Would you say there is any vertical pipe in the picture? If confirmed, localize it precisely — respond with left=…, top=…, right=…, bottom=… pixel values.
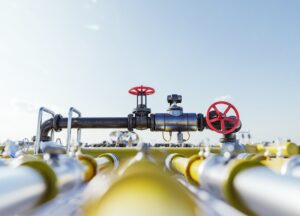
left=66, top=107, right=81, bottom=153
left=34, top=108, right=55, bottom=154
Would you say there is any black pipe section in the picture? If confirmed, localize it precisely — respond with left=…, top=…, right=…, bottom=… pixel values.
left=37, top=113, right=238, bottom=142
left=40, top=116, right=129, bottom=141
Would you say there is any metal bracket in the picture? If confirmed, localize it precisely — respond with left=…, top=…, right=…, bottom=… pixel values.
left=66, top=107, right=82, bottom=153
left=34, top=107, right=55, bottom=154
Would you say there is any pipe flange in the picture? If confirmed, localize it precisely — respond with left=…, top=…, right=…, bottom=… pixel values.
left=197, top=113, right=205, bottom=131
left=128, top=114, right=134, bottom=132
left=53, top=114, right=63, bottom=132
left=185, top=155, right=202, bottom=184
left=150, top=114, right=155, bottom=131
left=21, top=160, right=58, bottom=205
left=77, top=154, right=97, bottom=182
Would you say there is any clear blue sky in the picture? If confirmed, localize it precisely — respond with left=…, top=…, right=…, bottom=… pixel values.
left=0, top=0, right=299, bottom=144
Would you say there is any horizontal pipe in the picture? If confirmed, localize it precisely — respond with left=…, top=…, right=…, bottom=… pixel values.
left=256, top=142, right=299, bottom=157
left=177, top=178, right=245, bottom=216
left=41, top=117, right=129, bottom=140
left=260, top=158, right=287, bottom=173
left=166, top=154, right=204, bottom=184
left=281, top=156, right=300, bottom=178
left=237, top=153, right=288, bottom=173
left=43, top=154, right=114, bottom=194
left=198, top=156, right=300, bottom=215
left=51, top=159, right=85, bottom=193
left=0, top=154, right=111, bottom=215
left=39, top=113, right=207, bottom=142
left=0, top=166, right=47, bottom=215
left=83, top=160, right=202, bottom=216
left=234, top=166, right=300, bottom=216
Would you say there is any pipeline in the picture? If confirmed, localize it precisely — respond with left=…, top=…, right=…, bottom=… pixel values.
left=166, top=154, right=300, bottom=216
left=9, top=87, right=300, bottom=216
left=40, top=117, right=130, bottom=141
left=256, top=142, right=299, bottom=157
left=0, top=166, right=50, bottom=215
left=83, top=157, right=202, bottom=216
left=236, top=153, right=300, bottom=176
left=0, top=153, right=118, bottom=215
left=281, top=155, right=300, bottom=178
left=165, top=153, right=205, bottom=185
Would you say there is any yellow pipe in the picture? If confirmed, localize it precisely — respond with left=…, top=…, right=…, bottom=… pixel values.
left=77, top=153, right=119, bottom=182
left=260, top=158, right=287, bottom=173
left=77, top=154, right=98, bottom=182
left=243, top=144, right=258, bottom=153
left=80, top=147, right=203, bottom=161
left=256, top=142, right=299, bottom=157
left=171, top=156, right=189, bottom=176
left=83, top=159, right=201, bottom=216
left=190, top=160, right=202, bottom=184
left=237, top=153, right=288, bottom=173
left=0, top=152, right=118, bottom=215
left=169, top=154, right=204, bottom=185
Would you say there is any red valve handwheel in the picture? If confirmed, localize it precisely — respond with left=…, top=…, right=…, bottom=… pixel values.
left=206, top=101, right=240, bottom=134
left=128, top=85, right=155, bottom=96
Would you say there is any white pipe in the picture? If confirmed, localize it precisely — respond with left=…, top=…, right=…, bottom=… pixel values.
left=51, top=160, right=84, bottom=193
left=234, top=166, right=300, bottom=216
left=0, top=166, right=46, bottom=215
left=281, top=156, right=300, bottom=178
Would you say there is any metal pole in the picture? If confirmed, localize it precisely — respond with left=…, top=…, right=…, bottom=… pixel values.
left=34, top=107, right=55, bottom=154
left=66, top=107, right=82, bottom=153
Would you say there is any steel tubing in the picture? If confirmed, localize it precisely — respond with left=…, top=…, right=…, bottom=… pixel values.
left=41, top=117, right=129, bottom=139
left=0, top=166, right=47, bottom=215
left=234, top=166, right=300, bottom=216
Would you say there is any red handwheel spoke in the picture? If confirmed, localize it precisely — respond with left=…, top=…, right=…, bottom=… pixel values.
left=212, top=105, right=221, bottom=115
left=224, top=105, right=232, bottom=115
left=210, top=118, right=220, bottom=123
left=220, top=119, right=225, bottom=133
left=224, top=117, right=238, bottom=123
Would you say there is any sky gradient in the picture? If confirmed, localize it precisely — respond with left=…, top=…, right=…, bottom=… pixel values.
left=0, top=0, right=299, bottom=144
